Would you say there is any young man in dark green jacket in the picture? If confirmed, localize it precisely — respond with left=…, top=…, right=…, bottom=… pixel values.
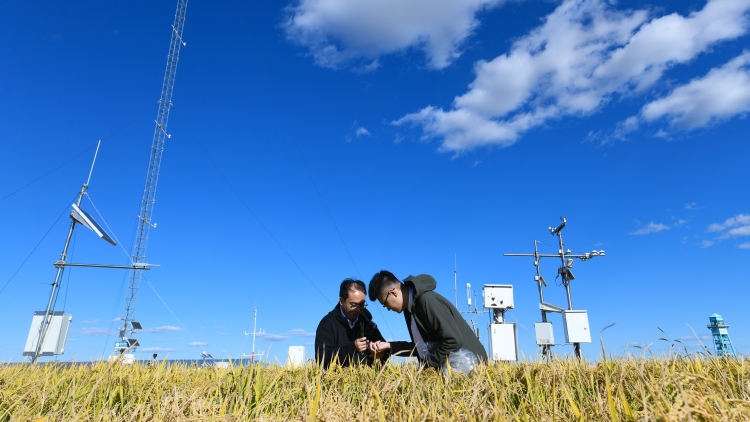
left=368, top=270, right=487, bottom=369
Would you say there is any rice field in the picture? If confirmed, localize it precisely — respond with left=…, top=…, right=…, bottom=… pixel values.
left=1, top=354, right=748, bottom=421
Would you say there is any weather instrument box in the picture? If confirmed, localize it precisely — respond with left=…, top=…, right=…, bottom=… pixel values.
left=563, top=310, right=591, bottom=343
left=534, top=322, right=555, bottom=346
left=23, top=312, right=72, bottom=356
left=489, top=323, right=518, bottom=361
left=483, top=284, right=514, bottom=309
left=287, top=346, right=306, bottom=368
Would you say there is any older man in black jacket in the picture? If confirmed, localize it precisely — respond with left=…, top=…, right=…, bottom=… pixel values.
left=315, top=278, right=388, bottom=369
left=368, top=270, right=487, bottom=369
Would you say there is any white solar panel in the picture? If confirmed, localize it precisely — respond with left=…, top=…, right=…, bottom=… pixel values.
left=70, top=204, right=116, bottom=245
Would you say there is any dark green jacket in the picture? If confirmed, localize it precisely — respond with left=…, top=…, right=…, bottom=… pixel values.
left=390, top=274, right=488, bottom=368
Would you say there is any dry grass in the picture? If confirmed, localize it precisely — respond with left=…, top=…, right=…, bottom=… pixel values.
left=1, top=355, right=748, bottom=421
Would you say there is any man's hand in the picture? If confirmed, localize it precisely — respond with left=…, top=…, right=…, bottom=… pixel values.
left=354, top=337, right=368, bottom=352
left=370, top=341, right=391, bottom=353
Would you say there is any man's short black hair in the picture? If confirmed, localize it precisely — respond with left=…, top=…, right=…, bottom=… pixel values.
left=368, top=270, right=401, bottom=301
left=339, top=278, right=366, bottom=300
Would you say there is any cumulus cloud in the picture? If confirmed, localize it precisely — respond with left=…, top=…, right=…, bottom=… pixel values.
left=706, top=214, right=750, bottom=240
left=630, top=222, right=670, bottom=235
left=76, top=327, right=116, bottom=336
left=702, top=239, right=714, bottom=248
left=140, top=347, right=176, bottom=353
left=395, top=0, right=750, bottom=153
left=624, top=52, right=750, bottom=132
left=143, top=325, right=182, bottom=334
left=258, top=333, right=290, bottom=342
left=739, top=242, right=750, bottom=249
left=289, top=328, right=316, bottom=337
left=707, top=214, right=750, bottom=232
left=284, top=0, right=501, bottom=69
left=188, top=341, right=209, bottom=347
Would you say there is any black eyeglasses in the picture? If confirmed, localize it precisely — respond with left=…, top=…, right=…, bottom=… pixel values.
left=347, top=301, right=367, bottom=310
left=381, top=289, right=394, bottom=308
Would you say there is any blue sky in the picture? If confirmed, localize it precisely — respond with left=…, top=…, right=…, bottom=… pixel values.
left=1, top=0, right=748, bottom=363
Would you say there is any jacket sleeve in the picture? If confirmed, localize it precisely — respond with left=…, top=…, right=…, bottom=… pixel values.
left=389, top=341, right=418, bottom=357
left=315, top=318, right=357, bottom=369
left=417, top=294, right=463, bottom=368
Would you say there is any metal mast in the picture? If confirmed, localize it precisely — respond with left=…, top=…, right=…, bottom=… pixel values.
left=118, top=0, right=189, bottom=353
left=29, top=144, right=102, bottom=363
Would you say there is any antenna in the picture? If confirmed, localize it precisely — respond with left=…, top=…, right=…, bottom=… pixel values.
left=85, top=141, right=101, bottom=187
left=454, top=255, right=458, bottom=309
left=244, top=302, right=265, bottom=362
left=116, top=0, right=189, bottom=358
left=504, top=217, right=605, bottom=360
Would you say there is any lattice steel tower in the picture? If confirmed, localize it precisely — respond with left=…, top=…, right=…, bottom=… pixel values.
left=707, top=313, right=736, bottom=358
left=116, top=0, right=189, bottom=355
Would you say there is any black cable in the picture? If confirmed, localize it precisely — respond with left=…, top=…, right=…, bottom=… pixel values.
left=230, top=0, right=362, bottom=279
left=0, top=196, right=75, bottom=297
left=0, top=0, right=100, bottom=79
left=172, top=108, right=333, bottom=306
left=229, top=2, right=396, bottom=338
left=0, top=103, right=157, bottom=203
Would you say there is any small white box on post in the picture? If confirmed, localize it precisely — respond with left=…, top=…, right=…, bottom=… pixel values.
left=483, top=284, right=514, bottom=309
left=287, top=346, right=306, bottom=368
left=23, top=312, right=72, bottom=357
left=563, top=310, right=591, bottom=343
left=489, top=323, right=518, bottom=361
left=534, top=322, right=555, bottom=346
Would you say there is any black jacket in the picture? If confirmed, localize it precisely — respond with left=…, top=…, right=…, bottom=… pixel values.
left=389, top=274, right=488, bottom=368
left=314, top=305, right=386, bottom=369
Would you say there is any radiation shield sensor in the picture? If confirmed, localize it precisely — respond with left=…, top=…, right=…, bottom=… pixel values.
left=70, top=203, right=116, bottom=245
left=24, top=312, right=73, bottom=356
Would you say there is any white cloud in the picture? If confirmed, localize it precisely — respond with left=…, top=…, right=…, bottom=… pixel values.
left=188, top=341, right=209, bottom=347
left=80, top=319, right=99, bottom=324
left=707, top=214, right=750, bottom=232
left=355, top=127, right=371, bottom=137
left=284, top=0, right=501, bottom=69
left=289, top=328, right=316, bottom=338
left=685, top=202, right=697, bottom=209
left=395, top=0, right=750, bottom=153
left=76, top=327, right=116, bottom=336
left=626, top=52, right=750, bottom=132
left=258, top=333, right=290, bottom=342
left=679, top=334, right=712, bottom=342
left=143, top=325, right=183, bottom=333
left=702, top=239, right=714, bottom=248
left=630, top=222, right=670, bottom=235
left=139, top=347, right=176, bottom=353
left=704, top=214, right=750, bottom=245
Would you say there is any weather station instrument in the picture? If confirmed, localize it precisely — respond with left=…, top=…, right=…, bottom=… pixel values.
left=504, top=217, right=605, bottom=360
left=24, top=142, right=158, bottom=363
left=455, top=260, right=484, bottom=341
left=483, top=284, right=518, bottom=362
left=243, top=303, right=265, bottom=362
